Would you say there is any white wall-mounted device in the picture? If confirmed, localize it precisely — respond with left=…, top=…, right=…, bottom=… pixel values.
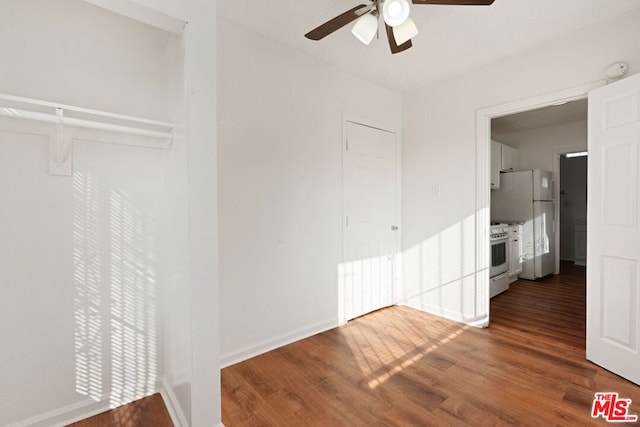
left=605, top=62, right=629, bottom=80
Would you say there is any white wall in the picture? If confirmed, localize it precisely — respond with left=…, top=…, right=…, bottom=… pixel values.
left=0, top=126, right=167, bottom=427
left=0, top=1, right=180, bottom=425
left=401, top=11, right=640, bottom=323
left=493, top=120, right=587, bottom=171
left=159, top=36, right=193, bottom=427
left=0, top=0, right=174, bottom=119
left=181, top=3, right=220, bottom=426
left=217, top=19, right=402, bottom=365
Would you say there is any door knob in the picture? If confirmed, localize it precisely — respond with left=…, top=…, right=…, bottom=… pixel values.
left=391, top=225, right=399, bottom=231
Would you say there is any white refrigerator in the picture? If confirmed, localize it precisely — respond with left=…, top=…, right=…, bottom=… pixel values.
left=491, top=169, right=556, bottom=280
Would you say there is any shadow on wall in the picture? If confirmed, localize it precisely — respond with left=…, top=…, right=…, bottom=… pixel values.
left=337, top=212, right=489, bottom=328
left=73, top=171, right=103, bottom=402
left=72, top=170, right=158, bottom=408
left=338, top=254, right=394, bottom=324
left=399, top=212, right=488, bottom=325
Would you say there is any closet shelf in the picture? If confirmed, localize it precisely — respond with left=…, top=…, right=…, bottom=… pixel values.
left=0, top=93, right=174, bottom=140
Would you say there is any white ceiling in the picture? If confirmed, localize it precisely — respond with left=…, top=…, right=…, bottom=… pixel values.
left=492, top=98, right=588, bottom=134
left=218, top=0, right=640, bottom=92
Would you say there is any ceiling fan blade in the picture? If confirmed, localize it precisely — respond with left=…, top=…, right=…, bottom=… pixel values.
left=412, top=0, right=495, bottom=5
left=305, top=4, right=370, bottom=40
left=385, top=24, right=412, bottom=54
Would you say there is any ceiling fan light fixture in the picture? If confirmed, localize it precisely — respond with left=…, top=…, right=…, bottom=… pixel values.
left=351, top=11, right=379, bottom=45
left=382, top=0, right=411, bottom=27
left=392, top=16, right=418, bottom=45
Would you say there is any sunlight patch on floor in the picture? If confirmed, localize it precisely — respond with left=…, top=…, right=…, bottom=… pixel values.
left=341, top=310, right=469, bottom=389
left=367, top=326, right=468, bottom=389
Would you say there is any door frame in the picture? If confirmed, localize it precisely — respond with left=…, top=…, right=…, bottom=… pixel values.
left=475, top=80, right=605, bottom=324
left=341, top=113, right=402, bottom=324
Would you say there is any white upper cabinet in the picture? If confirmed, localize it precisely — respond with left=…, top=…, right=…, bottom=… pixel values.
left=491, top=140, right=519, bottom=189
left=501, top=144, right=518, bottom=172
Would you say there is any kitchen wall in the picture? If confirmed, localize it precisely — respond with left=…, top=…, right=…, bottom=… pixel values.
left=217, top=19, right=402, bottom=365
left=493, top=120, right=587, bottom=171
left=0, top=1, right=181, bottom=425
left=401, top=10, right=640, bottom=323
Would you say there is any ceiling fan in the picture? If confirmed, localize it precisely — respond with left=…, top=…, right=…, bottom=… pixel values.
left=305, top=0, right=495, bottom=54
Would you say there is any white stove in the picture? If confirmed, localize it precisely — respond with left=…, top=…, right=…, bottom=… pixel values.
left=490, top=222, right=510, bottom=297
left=490, top=222, right=509, bottom=236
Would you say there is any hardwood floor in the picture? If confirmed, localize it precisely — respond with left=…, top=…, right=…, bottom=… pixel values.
left=68, top=393, right=173, bottom=427
left=222, top=263, right=640, bottom=426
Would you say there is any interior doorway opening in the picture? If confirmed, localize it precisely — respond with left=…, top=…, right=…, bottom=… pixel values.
left=489, top=100, right=589, bottom=272
left=487, top=100, right=589, bottom=350
left=475, top=81, right=604, bottom=329
left=559, top=151, right=588, bottom=267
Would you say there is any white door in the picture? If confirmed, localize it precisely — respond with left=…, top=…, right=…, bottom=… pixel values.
left=341, top=121, right=398, bottom=322
left=587, top=73, right=640, bottom=385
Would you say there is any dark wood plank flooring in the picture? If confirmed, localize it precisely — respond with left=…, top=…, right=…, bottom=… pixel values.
left=68, top=393, right=172, bottom=427
left=222, top=263, right=640, bottom=426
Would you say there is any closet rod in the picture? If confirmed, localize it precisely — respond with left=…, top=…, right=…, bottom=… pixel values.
left=0, top=93, right=174, bottom=127
left=0, top=93, right=174, bottom=139
left=0, top=107, right=173, bottom=139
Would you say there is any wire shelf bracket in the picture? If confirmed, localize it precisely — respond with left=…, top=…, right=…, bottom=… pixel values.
left=0, top=93, right=175, bottom=176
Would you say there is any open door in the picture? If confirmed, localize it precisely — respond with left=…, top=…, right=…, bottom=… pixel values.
left=587, top=72, right=640, bottom=385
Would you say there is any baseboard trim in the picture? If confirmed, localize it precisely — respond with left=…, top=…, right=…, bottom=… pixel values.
left=7, top=384, right=213, bottom=427
left=159, top=378, right=189, bottom=427
left=5, top=394, right=111, bottom=427
left=5, top=390, right=178, bottom=427
left=220, top=318, right=339, bottom=368
left=399, top=301, right=487, bottom=328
